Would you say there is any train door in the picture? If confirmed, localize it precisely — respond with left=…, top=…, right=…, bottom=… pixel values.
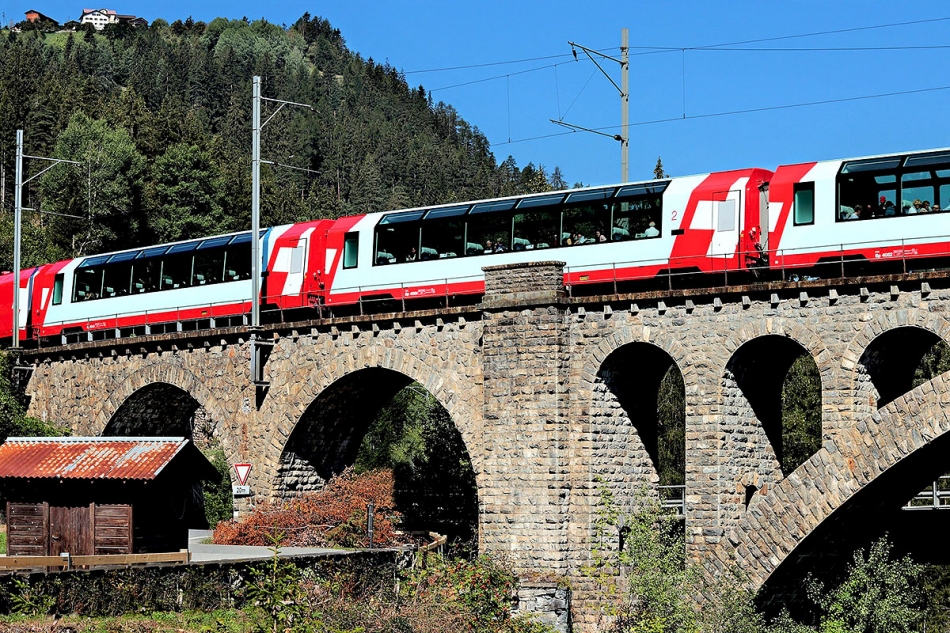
left=709, top=189, right=742, bottom=261
left=284, top=237, right=309, bottom=301
left=758, top=184, right=770, bottom=251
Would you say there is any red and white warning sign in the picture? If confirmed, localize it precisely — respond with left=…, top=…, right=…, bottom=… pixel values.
left=234, top=463, right=252, bottom=486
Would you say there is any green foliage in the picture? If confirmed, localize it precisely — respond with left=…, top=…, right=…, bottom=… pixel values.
left=806, top=537, right=925, bottom=633
left=9, top=577, right=54, bottom=617
left=0, top=351, right=66, bottom=441
left=147, top=142, right=227, bottom=243
left=780, top=354, right=822, bottom=473
left=355, top=383, right=478, bottom=542
left=201, top=447, right=234, bottom=528
left=40, top=112, right=146, bottom=257
left=653, top=157, right=668, bottom=180
left=913, top=340, right=950, bottom=388
left=656, top=364, right=685, bottom=487
left=402, top=554, right=557, bottom=633
left=584, top=482, right=704, bottom=633
left=246, top=534, right=313, bottom=633
left=0, top=14, right=566, bottom=271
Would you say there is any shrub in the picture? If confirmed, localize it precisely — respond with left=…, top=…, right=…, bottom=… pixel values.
left=213, top=467, right=403, bottom=548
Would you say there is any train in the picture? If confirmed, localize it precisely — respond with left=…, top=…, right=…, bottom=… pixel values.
left=2, top=146, right=950, bottom=345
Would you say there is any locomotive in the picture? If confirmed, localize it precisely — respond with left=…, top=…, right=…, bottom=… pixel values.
left=2, top=146, right=949, bottom=345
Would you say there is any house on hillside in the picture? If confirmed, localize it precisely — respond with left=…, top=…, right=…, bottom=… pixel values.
left=79, top=8, right=146, bottom=30
left=0, top=437, right=220, bottom=556
left=24, top=9, right=58, bottom=25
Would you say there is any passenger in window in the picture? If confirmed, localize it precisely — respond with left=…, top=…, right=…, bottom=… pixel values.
left=484, top=239, right=494, bottom=253
left=644, top=221, right=659, bottom=237
left=878, top=196, right=888, bottom=216
left=933, top=204, right=942, bottom=213
left=921, top=201, right=932, bottom=213
left=405, top=247, right=417, bottom=262
left=906, top=199, right=921, bottom=215
left=884, top=201, right=896, bottom=217
left=493, top=240, right=507, bottom=253
left=595, top=230, right=607, bottom=243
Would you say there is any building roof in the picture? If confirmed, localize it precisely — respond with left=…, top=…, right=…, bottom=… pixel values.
left=0, top=437, right=218, bottom=481
left=82, top=8, right=117, bottom=16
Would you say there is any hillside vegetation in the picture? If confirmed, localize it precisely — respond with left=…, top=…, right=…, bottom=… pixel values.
left=0, top=14, right=566, bottom=270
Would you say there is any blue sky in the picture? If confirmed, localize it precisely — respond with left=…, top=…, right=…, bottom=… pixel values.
left=9, top=1, right=950, bottom=187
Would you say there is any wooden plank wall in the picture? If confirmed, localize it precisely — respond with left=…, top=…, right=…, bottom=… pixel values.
left=7, top=502, right=49, bottom=556
left=94, top=504, right=132, bottom=555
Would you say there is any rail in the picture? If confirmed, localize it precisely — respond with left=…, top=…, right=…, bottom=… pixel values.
left=0, top=549, right=191, bottom=570
left=658, top=484, right=685, bottom=517
left=902, top=475, right=950, bottom=510
left=28, top=233, right=950, bottom=348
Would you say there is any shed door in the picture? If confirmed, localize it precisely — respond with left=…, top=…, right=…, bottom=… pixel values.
left=7, top=502, right=49, bottom=556
left=94, top=504, right=133, bottom=554
left=49, top=505, right=93, bottom=556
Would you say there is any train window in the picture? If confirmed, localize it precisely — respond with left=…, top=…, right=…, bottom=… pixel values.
left=343, top=232, right=359, bottom=269
left=102, top=262, right=133, bottom=298
left=132, top=258, right=161, bottom=293
left=466, top=208, right=512, bottom=254
left=376, top=220, right=419, bottom=264
left=513, top=208, right=559, bottom=251
left=420, top=218, right=464, bottom=259
left=901, top=172, right=935, bottom=214
left=612, top=195, right=662, bottom=241
left=161, top=252, right=194, bottom=290
left=193, top=248, right=225, bottom=286
left=563, top=202, right=611, bottom=245
left=793, top=183, right=815, bottom=225
left=73, top=266, right=103, bottom=301
left=223, top=242, right=252, bottom=281
left=52, top=274, right=64, bottom=305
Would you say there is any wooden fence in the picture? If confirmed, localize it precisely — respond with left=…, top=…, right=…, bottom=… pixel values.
left=0, top=549, right=190, bottom=571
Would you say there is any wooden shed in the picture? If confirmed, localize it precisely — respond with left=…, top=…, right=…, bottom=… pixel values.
left=0, top=437, right=221, bottom=556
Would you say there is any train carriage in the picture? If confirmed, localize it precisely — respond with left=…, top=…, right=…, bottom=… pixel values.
left=3, top=148, right=950, bottom=345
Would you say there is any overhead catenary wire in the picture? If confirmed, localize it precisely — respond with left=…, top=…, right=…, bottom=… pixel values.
left=493, top=82, right=950, bottom=146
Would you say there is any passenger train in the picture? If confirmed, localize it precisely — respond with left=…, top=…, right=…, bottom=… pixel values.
left=3, top=147, right=950, bottom=345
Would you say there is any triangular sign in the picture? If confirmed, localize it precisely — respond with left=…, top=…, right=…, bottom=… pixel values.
left=234, top=463, right=252, bottom=486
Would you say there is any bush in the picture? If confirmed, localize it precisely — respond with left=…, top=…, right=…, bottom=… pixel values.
left=213, top=467, right=403, bottom=548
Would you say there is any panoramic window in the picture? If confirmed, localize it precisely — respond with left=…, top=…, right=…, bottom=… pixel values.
left=420, top=206, right=467, bottom=259
left=376, top=211, right=422, bottom=264
left=612, top=183, right=665, bottom=240
left=837, top=152, right=950, bottom=220
left=466, top=203, right=513, bottom=255
left=513, top=207, right=560, bottom=250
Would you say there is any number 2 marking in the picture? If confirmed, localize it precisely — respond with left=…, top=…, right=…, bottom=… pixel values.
left=671, top=210, right=679, bottom=221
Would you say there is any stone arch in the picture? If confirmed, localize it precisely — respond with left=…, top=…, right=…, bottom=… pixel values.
left=570, top=323, right=696, bottom=547
left=586, top=337, right=689, bottom=511
left=838, top=310, right=950, bottom=423
left=707, top=371, right=950, bottom=605
left=713, top=323, right=828, bottom=530
left=91, top=362, right=229, bottom=449
left=259, top=337, right=483, bottom=502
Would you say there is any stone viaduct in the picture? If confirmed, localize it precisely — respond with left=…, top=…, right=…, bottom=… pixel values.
left=15, top=262, right=950, bottom=626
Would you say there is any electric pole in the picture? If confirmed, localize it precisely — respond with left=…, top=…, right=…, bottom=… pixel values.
left=552, top=28, right=630, bottom=182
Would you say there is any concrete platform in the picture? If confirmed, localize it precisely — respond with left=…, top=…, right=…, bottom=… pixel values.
left=187, top=530, right=343, bottom=562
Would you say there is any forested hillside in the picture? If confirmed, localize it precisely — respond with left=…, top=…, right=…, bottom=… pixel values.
left=0, top=14, right=566, bottom=270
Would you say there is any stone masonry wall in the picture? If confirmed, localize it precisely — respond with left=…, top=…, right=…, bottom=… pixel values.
left=20, top=268, right=950, bottom=631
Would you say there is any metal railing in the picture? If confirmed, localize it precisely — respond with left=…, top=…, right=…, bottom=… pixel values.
left=28, top=233, right=950, bottom=348
left=658, top=484, right=685, bottom=517
left=903, top=475, right=950, bottom=510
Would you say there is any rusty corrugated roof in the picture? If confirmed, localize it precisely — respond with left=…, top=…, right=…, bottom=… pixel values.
left=0, top=437, right=189, bottom=480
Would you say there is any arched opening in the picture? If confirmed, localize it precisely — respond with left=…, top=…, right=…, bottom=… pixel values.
left=104, top=383, right=231, bottom=528
left=594, top=343, right=685, bottom=506
left=757, top=428, right=950, bottom=619
left=857, top=326, right=943, bottom=409
left=279, top=368, right=478, bottom=545
left=725, top=336, right=822, bottom=475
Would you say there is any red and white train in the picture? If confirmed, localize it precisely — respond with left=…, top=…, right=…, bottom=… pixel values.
left=3, top=147, right=950, bottom=345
